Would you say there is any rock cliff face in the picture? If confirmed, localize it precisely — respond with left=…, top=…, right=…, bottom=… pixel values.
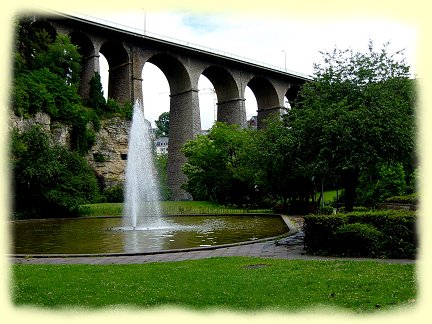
left=10, top=112, right=130, bottom=189
left=88, top=117, right=130, bottom=188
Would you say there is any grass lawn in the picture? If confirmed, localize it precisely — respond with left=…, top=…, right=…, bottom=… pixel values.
left=12, top=257, right=416, bottom=313
left=78, top=201, right=272, bottom=217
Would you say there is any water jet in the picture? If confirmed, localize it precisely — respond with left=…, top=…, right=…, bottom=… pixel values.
left=122, top=100, right=163, bottom=231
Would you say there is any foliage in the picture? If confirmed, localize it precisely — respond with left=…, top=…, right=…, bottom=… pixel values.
left=13, top=67, right=82, bottom=119
left=85, top=73, right=133, bottom=119
left=155, top=111, right=170, bottom=137
left=303, top=210, right=416, bottom=258
left=182, top=122, right=258, bottom=205
left=14, top=17, right=53, bottom=74
left=102, top=185, right=124, bottom=203
left=12, top=258, right=416, bottom=312
left=334, top=223, right=384, bottom=257
left=290, top=41, right=416, bottom=211
left=11, top=126, right=101, bottom=219
left=12, top=20, right=101, bottom=155
left=357, top=162, right=407, bottom=206
left=385, top=193, right=418, bottom=205
left=33, top=33, right=82, bottom=86
left=252, top=117, right=313, bottom=212
left=86, top=72, right=107, bottom=113
left=154, top=153, right=171, bottom=200
left=315, top=203, right=334, bottom=215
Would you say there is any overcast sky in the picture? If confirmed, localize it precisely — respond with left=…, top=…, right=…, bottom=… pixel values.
left=67, top=10, right=417, bottom=130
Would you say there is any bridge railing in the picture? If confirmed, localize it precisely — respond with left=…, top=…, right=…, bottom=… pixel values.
left=57, top=10, right=311, bottom=80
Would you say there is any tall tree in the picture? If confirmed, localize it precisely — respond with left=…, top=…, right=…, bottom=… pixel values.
left=182, top=122, right=257, bottom=205
left=290, top=41, right=416, bottom=211
left=155, top=111, right=170, bottom=137
left=87, top=72, right=107, bottom=112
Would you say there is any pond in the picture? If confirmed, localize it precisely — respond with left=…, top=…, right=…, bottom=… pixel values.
left=11, top=215, right=288, bottom=255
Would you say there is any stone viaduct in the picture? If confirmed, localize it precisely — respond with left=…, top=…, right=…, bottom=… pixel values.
left=33, top=12, right=311, bottom=200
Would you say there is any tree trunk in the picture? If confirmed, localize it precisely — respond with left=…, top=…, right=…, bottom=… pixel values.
left=342, top=168, right=359, bottom=212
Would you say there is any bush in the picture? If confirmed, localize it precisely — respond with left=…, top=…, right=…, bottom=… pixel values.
left=334, top=223, right=384, bottom=257
left=11, top=126, right=101, bottom=219
left=315, top=204, right=334, bottom=215
left=385, top=193, right=418, bottom=205
left=357, top=163, right=408, bottom=207
left=303, top=214, right=348, bottom=254
left=102, top=185, right=124, bottom=203
left=303, top=210, right=417, bottom=259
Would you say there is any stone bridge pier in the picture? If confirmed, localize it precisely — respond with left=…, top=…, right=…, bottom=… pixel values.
left=35, top=13, right=310, bottom=200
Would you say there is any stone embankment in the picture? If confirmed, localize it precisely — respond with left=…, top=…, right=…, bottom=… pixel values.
left=10, top=112, right=130, bottom=188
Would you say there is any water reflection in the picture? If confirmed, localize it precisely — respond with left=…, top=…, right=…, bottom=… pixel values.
left=11, top=215, right=288, bottom=255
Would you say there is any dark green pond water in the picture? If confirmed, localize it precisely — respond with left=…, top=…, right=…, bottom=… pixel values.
left=11, top=215, right=288, bottom=255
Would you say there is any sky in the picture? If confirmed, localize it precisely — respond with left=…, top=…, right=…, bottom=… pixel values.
left=65, top=10, right=417, bottom=130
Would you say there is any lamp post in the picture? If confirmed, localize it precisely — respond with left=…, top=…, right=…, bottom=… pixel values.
left=143, top=9, right=147, bottom=35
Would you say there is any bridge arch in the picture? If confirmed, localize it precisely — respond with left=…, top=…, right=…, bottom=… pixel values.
left=145, top=53, right=200, bottom=200
left=247, top=76, right=281, bottom=127
left=147, top=53, right=192, bottom=95
left=200, top=66, right=245, bottom=127
left=285, top=83, right=301, bottom=108
left=69, top=31, right=97, bottom=99
left=99, top=40, right=130, bottom=103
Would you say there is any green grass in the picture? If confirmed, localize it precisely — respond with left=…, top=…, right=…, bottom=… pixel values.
left=309, top=190, right=339, bottom=204
left=78, top=201, right=272, bottom=217
left=323, top=190, right=338, bottom=203
left=12, top=257, right=416, bottom=313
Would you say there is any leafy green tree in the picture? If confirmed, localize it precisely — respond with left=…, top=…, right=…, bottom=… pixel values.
left=253, top=117, right=313, bottom=212
left=34, top=33, right=82, bottom=86
left=290, top=41, right=416, bottom=211
left=12, top=19, right=101, bottom=155
left=154, top=153, right=171, bottom=200
left=87, top=72, right=108, bottom=113
left=357, top=162, right=407, bottom=206
left=155, top=111, right=170, bottom=137
left=14, top=17, right=53, bottom=74
left=11, top=126, right=101, bottom=219
left=182, top=122, right=257, bottom=205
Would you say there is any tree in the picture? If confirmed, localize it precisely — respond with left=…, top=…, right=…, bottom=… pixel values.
left=182, top=122, right=257, bottom=205
left=253, top=116, right=314, bottom=213
left=154, top=153, right=171, bottom=200
left=34, top=33, right=82, bottom=87
left=87, top=72, right=107, bottom=112
left=290, top=41, right=416, bottom=211
left=155, top=111, right=170, bottom=137
left=11, top=126, right=101, bottom=219
left=357, top=162, right=407, bottom=207
left=14, top=17, right=53, bottom=74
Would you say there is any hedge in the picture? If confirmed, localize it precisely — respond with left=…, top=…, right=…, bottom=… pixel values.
left=303, top=210, right=417, bottom=259
left=385, top=193, right=418, bottom=205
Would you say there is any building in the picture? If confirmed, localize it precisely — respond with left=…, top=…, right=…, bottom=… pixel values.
left=154, top=136, right=169, bottom=155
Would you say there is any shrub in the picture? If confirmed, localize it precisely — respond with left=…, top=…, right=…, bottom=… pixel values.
left=103, top=185, right=124, bottom=203
left=333, top=223, right=384, bottom=257
left=315, top=204, right=334, bottom=215
left=11, top=126, right=101, bottom=219
left=303, top=214, right=348, bottom=254
left=385, top=193, right=418, bottom=205
left=303, top=210, right=417, bottom=259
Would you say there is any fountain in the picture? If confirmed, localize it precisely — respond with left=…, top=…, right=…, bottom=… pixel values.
left=122, top=100, right=163, bottom=230
left=11, top=102, right=291, bottom=255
